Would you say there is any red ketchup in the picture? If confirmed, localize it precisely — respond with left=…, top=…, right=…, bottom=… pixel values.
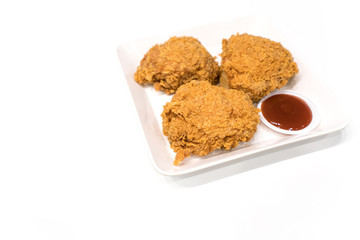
left=261, top=94, right=313, bottom=131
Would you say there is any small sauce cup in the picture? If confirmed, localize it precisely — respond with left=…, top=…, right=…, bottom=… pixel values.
left=257, top=90, right=320, bottom=135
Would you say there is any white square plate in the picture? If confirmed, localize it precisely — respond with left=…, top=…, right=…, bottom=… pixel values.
left=117, top=16, right=349, bottom=176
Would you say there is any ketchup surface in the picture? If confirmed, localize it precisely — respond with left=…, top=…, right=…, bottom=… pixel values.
left=261, top=94, right=312, bottom=131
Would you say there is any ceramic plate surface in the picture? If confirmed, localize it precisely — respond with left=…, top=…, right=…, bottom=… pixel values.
left=117, top=17, right=349, bottom=176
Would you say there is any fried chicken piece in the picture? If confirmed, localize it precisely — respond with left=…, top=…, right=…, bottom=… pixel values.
left=134, top=36, right=220, bottom=94
left=220, top=33, right=299, bottom=102
left=161, top=81, right=260, bottom=165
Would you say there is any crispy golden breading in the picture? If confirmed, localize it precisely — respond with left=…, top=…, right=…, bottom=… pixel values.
left=134, top=36, right=220, bottom=94
left=162, top=81, right=260, bottom=165
left=220, top=33, right=299, bottom=102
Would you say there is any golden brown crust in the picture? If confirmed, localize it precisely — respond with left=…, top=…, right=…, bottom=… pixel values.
left=220, top=33, right=299, bottom=102
left=161, top=81, right=260, bottom=165
left=134, top=36, right=220, bottom=94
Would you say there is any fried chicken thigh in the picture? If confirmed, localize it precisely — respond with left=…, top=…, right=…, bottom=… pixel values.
left=162, top=81, right=260, bottom=165
left=134, top=36, right=220, bottom=94
left=220, top=33, right=299, bottom=102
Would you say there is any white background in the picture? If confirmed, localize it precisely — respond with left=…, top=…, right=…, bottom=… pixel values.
left=1, top=0, right=359, bottom=239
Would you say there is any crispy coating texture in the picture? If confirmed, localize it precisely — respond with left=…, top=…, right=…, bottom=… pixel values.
left=220, top=33, right=299, bottom=102
left=162, top=81, right=260, bottom=165
left=134, top=36, right=220, bottom=94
